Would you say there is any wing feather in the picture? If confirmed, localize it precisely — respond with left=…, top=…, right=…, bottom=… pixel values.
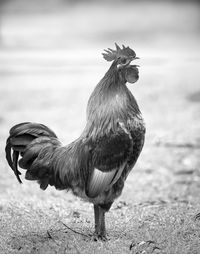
left=86, top=161, right=126, bottom=198
left=86, top=128, right=132, bottom=198
left=86, top=168, right=117, bottom=198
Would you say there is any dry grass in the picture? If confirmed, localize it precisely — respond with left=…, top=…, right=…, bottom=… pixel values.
left=0, top=1, right=200, bottom=253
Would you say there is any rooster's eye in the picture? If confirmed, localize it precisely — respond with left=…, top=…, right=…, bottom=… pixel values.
left=117, top=58, right=129, bottom=69
left=120, top=58, right=127, bottom=65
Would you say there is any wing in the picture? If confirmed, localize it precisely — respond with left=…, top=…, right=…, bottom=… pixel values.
left=86, top=130, right=132, bottom=198
left=127, top=116, right=146, bottom=169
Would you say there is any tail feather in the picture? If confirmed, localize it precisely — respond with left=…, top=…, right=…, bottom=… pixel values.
left=9, top=122, right=57, bottom=138
left=10, top=135, right=35, bottom=146
left=5, top=140, right=22, bottom=183
left=5, top=122, right=60, bottom=185
left=19, top=137, right=54, bottom=169
left=23, top=137, right=61, bottom=190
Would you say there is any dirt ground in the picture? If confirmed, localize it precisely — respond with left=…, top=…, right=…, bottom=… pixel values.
left=0, top=1, right=200, bottom=253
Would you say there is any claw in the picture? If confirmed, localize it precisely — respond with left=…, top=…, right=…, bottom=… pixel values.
left=92, top=233, right=109, bottom=241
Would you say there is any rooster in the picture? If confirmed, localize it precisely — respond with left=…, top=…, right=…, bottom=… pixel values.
left=5, top=44, right=145, bottom=240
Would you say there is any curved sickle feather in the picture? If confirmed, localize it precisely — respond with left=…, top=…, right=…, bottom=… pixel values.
left=13, top=150, right=22, bottom=183
left=5, top=139, right=22, bottom=183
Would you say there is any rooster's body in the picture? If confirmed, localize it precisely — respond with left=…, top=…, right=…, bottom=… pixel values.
left=5, top=44, right=145, bottom=240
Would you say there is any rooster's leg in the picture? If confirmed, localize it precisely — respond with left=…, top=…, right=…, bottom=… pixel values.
left=93, top=205, right=106, bottom=240
left=98, top=206, right=106, bottom=238
left=94, top=204, right=100, bottom=233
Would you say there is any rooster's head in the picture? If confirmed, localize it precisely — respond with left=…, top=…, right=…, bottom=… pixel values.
left=102, top=43, right=139, bottom=84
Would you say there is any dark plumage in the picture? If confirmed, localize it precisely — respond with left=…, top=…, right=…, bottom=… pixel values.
left=5, top=44, right=145, bottom=240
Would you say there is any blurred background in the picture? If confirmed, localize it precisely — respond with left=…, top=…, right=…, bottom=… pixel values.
left=0, top=0, right=200, bottom=204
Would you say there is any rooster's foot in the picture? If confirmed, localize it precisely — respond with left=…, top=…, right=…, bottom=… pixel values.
left=92, top=233, right=109, bottom=241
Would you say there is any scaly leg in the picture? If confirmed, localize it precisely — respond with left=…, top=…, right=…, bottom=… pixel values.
left=98, top=206, right=106, bottom=239
left=93, top=204, right=107, bottom=240
left=94, top=204, right=100, bottom=234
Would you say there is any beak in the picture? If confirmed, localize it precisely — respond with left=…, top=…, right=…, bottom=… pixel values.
left=130, top=56, right=139, bottom=63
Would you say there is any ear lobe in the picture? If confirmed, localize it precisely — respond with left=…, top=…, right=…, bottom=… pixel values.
left=125, top=66, right=139, bottom=83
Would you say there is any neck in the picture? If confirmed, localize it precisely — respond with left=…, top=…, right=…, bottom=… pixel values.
left=83, top=61, right=141, bottom=138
